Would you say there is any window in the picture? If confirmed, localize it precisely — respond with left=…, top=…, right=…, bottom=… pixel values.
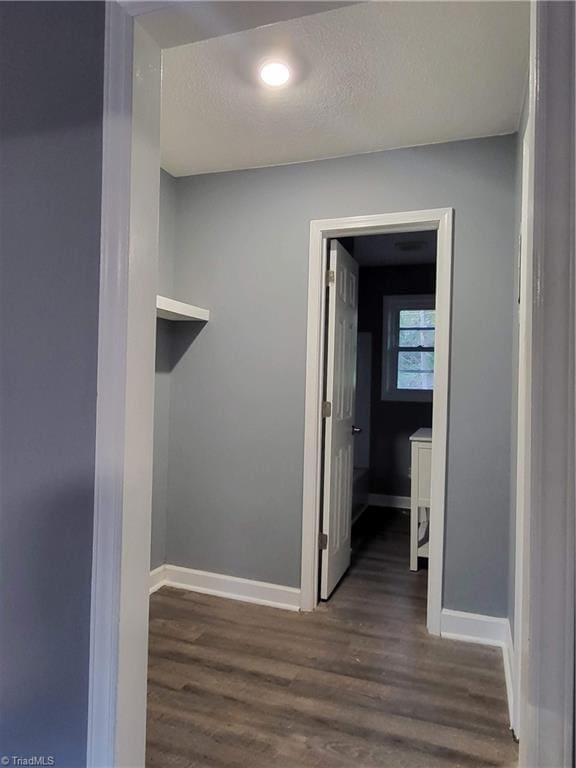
left=381, top=295, right=435, bottom=401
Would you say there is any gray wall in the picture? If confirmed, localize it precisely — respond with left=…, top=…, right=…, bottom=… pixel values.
left=158, top=168, right=177, bottom=296
left=158, top=135, right=517, bottom=617
left=0, top=3, right=105, bottom=763
left=152, top=321, right=171, bottom=569
left=151, top=171, right=179, bottom=569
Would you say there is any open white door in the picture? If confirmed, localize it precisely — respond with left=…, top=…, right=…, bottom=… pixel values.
left=320, top=240, right=359, bottom=600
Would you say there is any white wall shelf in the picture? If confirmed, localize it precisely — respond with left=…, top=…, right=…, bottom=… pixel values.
left=156, top=295, right=210, bottom=322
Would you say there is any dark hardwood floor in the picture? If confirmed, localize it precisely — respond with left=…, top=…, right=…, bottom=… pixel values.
left=147, top=509, right=517, bottom=768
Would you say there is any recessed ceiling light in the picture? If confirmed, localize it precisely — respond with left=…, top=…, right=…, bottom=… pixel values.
left=259, top=61, right=291, bottom=88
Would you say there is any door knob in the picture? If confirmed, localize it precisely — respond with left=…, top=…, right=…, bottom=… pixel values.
left=352, top=425, right=362, bottom=435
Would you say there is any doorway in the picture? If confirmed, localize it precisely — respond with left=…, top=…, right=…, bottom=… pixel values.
left=318, top=231, right=437, bottom=609
left=300, top=209, right=453, bottom=634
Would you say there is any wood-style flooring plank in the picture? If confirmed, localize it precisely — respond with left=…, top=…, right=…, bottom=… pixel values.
left=147, top=509, right=517, bottom=767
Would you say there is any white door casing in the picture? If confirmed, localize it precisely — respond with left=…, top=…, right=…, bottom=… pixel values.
left=301, top=208, right=452, bottom=629
left=320, top=241, right=359, bottom=599
left=88, top=9, right=161, bottom=767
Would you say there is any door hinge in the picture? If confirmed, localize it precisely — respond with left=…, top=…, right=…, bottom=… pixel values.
left=322, top=401, right=332, bottom=418
left=326, top=269, right=335, bottom=285
left=319, top=532, right=328, bottom=550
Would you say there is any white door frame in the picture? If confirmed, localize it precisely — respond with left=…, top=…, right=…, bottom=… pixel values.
left=88, top=5, right=161, bottom=767
left=518, top=2, right=575, bottom=764
left=512, top=113, right=534, bottom=741
left=300, top=208, right=454, bottom=635
left=512, top=3, right=537, bottom=740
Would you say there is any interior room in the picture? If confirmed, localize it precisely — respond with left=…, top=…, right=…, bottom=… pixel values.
left=141, top=2, right=527, bottom=765
left=348, top=231, right=437, bottom=589
left=3, top=1, right=574, bottom=766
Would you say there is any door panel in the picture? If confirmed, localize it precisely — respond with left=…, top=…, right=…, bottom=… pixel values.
left=321, top=240, right=359, bottom=600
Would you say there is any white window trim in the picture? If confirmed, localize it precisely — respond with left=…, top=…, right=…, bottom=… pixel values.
left=381, top=294, right=435, bottom=402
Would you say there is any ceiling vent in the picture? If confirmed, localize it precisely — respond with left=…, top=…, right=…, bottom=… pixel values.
left=395, top=241, right=426, bottom=252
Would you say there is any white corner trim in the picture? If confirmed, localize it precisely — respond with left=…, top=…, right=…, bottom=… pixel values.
left=149, top=565, right=167, bottom=594
left=87, top=5, right=133, bottom=768
left=367, top=493, right=411, bottom=509
left=441, top=609, right=515, bottom=731
left=117, top=1, right=175, bottom=18
left=149, top=564, right=301, bottom=611
left=502, top=620, right=515, bottom=735
left=441, top=608, right=510, bottom=644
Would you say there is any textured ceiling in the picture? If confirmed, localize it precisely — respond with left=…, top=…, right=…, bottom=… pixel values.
left=161, top=1, right=529, bottom=177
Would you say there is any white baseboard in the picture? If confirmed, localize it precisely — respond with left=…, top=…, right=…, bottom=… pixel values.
left=502, top=620, right=516, bottom=734
left=149, top=565, right=166, bottom=595
left=368, top=493, right=411, bottom=510
left=441, top=609, right=515, bottom=731
left=149, top=564, right=301, bottom=611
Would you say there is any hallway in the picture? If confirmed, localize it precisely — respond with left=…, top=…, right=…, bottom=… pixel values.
left=146, top=510, right=517, bottom=767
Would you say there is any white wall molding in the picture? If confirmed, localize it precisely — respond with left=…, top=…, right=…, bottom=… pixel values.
left=513, top=6, right=537, bottom=749
left=118, top=1, right=176, bottom=17
left=441, top=609, right=515, bottom=731
left=502, top=620, right=515, bottom=735
left=367, top=493, right=410, bottom=510
left=150, top=565, right=301, bottom=611
left=87, top=5, right=133, bottom=767
left=149, top=565, right=167, bottom=595
left=114, top=21, right=161, bottom=768
left=519, top=4, right=575, bottom=765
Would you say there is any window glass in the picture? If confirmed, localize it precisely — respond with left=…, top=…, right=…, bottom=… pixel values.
left=382, top=296, right=435, bottom=400
left=399, top=309, right=435, bottom=329
left=399, top=329, right=435, bottom=348
left=397, top=350, right=434, bottom=390
left=397, top=371, right=434, bottom=390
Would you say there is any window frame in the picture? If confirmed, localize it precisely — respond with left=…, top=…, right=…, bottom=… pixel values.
left=381, top=294, right=436, bottom=402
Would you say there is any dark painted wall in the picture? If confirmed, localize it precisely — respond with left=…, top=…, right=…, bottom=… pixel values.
left=358, top=264, right=436, bottom=497
left=0, top=3, right=105, bottom=764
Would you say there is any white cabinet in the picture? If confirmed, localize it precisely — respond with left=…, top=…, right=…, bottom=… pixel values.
left=409, top=428, right=432, bottom=571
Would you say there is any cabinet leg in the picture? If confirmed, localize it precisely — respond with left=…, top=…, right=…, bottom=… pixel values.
left=410, top=503, right=418, bottom=571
